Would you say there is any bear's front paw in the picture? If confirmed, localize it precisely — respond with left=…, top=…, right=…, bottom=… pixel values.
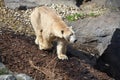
left=58, top=54, right=68, bottom=60
left=39, top=44, right=53, bottom=50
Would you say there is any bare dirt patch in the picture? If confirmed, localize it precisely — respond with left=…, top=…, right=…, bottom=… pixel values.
left=0, top=29, right=113, bottom=80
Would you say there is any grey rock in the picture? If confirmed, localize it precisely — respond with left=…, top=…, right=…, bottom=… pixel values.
left=4, top=0, right=77, bottom=9
left=0, top=63, right=9, bottom=75
left=4, top=0, right=20, bottom=9
left=92, top=0, right=120, bottom=9
left=95, top=28, right=120, bottom=80
left=0, top=63, right=33, bottom=80
left=0, top=75, right=16, bottom=80
left=4, top=0, right=39, bottom=9
left=4, top=0, right=120, bottom=10
left=105, top=0, right=120, bottom=10
left=67, top=11, right=120, bottom=56
left=0, top=72, right=34, bottom=80
left=15, top=74, right=34, bottom=80
left=36, top=0, right=76, bottom=7
left=0, top=63, right=5, bottom=69
left=92, top=0, right=107, bottom=6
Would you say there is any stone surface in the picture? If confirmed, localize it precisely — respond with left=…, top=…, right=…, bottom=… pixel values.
left=66, top=10, right=120, bottom=56
left=0, top=74, right=16, bottom=80
left=0, top=63, right=33, bottom=80
left=95, top=28, right=120, bottom=80
left=105, top=0, right=120, bottom=9
left=16, top=74, right=34, bottom=80
left=92, top=0, right=120, bottom=8
left=4, top=0, right=39, bottom=9
left=4, top=0, right=120, bottom=10
left=0, top=62, right=5, bottom=68
left=4, top=0, right=77, bottom=9
left=0, top=74, right=34, bottom=80
left=36, top=0, right=76, bottom=7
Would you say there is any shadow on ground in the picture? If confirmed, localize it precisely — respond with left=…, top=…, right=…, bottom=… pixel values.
left=95, top=28, right=120, bottom=80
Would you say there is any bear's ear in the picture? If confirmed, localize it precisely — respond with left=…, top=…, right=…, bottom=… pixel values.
left=61, top=30, right=64, bottom=34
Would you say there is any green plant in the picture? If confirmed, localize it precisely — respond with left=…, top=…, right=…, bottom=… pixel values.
left=66, top=13, right=85, bottom=21
left=0, top=68, right=9, bottom=75
left=66, top=12, right=101, bottom=21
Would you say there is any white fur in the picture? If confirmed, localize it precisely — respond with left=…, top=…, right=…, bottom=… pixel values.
left=30, top=6, right=77, bottom=60
left=70, top=34, right=76, bottom=43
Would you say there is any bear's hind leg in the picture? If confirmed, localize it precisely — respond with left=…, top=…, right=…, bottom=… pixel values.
left=57, top=40, right=68, bottom=60
left=39, top=37, right=53, bottom=50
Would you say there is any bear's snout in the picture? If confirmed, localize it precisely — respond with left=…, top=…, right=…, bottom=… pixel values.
left=69, top=34, right=77, bottom=43
left=73, top=39, right=77, bottom=43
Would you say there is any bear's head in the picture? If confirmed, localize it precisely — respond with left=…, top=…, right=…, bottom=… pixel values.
left=61, top=26, right=77, bottom=43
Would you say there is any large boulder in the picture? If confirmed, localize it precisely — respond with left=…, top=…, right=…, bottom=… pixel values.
left=67, top=10, right=120, bottom=80
left=15, top=74, right=34, bottom=80
left=4, top=0, right=77, bottom=10
left=0, top=74, right=34, bottom=80
left=4, top=0, right=120, bottom=10
left=0, top=75, right=16, bottom=80
left=4, top=0, right=39, bottom=10
left=105, top=0, right=120, bottom=9
left=0, top=62, right=33, bottom=80
left=67, top=10, right=120, bottom=56
left=95, top=28, right=120, bottom=80
left=92, top=0, right=120, bottom=8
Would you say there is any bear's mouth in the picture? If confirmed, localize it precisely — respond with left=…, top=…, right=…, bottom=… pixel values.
left=64, top=36, right=70, bottom=42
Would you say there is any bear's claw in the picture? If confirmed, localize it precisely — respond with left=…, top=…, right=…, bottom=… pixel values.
left=58, top=54, right=68, bottom=60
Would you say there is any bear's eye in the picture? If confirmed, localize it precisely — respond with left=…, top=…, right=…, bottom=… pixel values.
left=40, top=29, right=43, bottom=32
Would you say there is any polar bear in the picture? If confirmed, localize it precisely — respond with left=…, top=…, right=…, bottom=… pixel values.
left=30, top=6, right=77, bottom=60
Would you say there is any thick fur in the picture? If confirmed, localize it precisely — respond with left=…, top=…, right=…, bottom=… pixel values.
left=30, top=6, right=77, bottom=60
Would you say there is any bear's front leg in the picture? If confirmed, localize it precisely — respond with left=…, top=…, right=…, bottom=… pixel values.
left=34, top=29, right=43, bottom=45
left=57, top=40, right=68, bottom=60
left=35, top=35, right=44, bottom=50
left=35, top=36, right=39, bottom=45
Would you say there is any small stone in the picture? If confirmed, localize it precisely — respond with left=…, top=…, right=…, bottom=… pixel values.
left=16, top=74, right=34, bottom=80
left=0, top=75, right=16, bottom=80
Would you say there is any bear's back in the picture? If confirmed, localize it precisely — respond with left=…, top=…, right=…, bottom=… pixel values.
left=38, top=6, right=62, bottom=22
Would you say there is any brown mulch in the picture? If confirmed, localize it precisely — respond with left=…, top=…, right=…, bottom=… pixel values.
left=0, top=29, right=113, bottom=80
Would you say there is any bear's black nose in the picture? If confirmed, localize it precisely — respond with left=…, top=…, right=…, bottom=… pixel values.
left=74, top=39, right=77, bottom=43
